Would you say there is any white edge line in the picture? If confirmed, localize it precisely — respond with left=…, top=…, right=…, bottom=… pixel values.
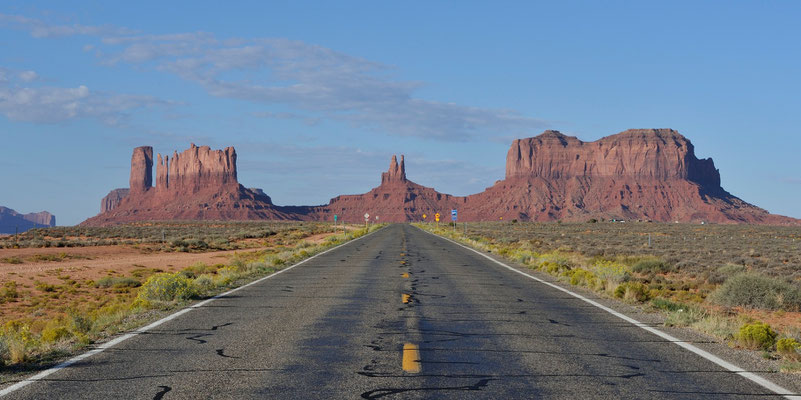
left=0, top=227, right=382, bottom=397
left=420, top=227, right=800, bottom=400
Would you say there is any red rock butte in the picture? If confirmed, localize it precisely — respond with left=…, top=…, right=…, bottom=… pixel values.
left=82, top=130, right=799, bottom=226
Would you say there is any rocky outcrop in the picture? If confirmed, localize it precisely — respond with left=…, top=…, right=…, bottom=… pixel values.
left=157, top=144, right=237, bottom=195
left=381, top=155, right=407, bottom=184
left=506, top=129, right=721, bottom=187
left=83, top=130, right=799, bottom=226
left=129, top=146, right=153, bottom=194
left=0, top=206, right=56, bottom=233
left=101, top=189, right=129, bottom=213
left=314, top=155, right=463, bottom=223
left=82, top=144, right=292, bottom=226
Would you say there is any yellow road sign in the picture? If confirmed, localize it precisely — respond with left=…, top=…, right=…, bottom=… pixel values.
left=423, top=214, right=427, bottom=219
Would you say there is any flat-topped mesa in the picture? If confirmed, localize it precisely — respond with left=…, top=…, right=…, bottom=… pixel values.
left=156, top=143, right=238, bottom=194
left=380, top=155, right=407, bottom=185
left=505, top=129, right=721, bottom=187
left=129, top=146, right=153, bottom=194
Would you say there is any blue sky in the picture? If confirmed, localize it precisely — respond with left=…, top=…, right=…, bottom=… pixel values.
left=1, top=1, right=799, bottom=225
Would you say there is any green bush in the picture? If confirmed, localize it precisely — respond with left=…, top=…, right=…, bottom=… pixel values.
left=135, top=273, right=197, bottom=305
left=632, top=258, right=672, bottom=274
left=95, top=276, right=141, bottom=288
left=569, top=268, right=598, bottom=288
left=614, top=282, right=650, bottom=302
left=736, top=322, right=777, bottom=350
left=777, top=338, right=801, bottom=361
left=1, top=281, right=19, bottom=302
left=710, top=273, right=801, bottom=311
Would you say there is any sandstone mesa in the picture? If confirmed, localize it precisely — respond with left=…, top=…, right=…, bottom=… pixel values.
left=82, top=130, right=798, bottom=226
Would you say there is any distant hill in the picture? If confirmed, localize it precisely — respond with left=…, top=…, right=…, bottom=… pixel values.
left=0, top=206, right=56, bottom=234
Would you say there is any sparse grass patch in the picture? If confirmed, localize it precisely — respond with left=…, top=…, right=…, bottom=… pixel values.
left=95, top=276, right=141, bottom=288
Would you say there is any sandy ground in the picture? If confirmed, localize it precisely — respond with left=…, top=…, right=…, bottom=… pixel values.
left=0, top=232, right=335, bottom=282
left=0, top=231, right=337, bottom=321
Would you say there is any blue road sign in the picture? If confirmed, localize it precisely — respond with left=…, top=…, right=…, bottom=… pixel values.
left=451, top=209, right=457, bottom=221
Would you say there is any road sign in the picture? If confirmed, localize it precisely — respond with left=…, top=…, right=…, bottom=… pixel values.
left=435, top=213, right=440, bottom=222
left=451, top=209, right=457, bottom=221
left=334, top=214, right=338, bottom=222
left=422, top=214, right=427, bottom=219
left=364, top=213, right=369, bottom=220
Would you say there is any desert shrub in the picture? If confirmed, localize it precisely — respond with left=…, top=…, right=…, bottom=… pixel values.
left=632, top=258, right=672, bottom=274
left=614, top=282, right=650, bottom=302
left=1, top=256, right=23, bottom=264
left=135, top=273, right=197, bottom=305
left=569, top=268, right=598, bottom=288
left=1, top=281, right=19, bottom=302
left=710, top=273, right=801, bottom=311
left=193, top=274, right=215, bottom=292
left=41, top=319, right=72, bottom=343
left=777, top=338, right=801, bottom=361
left=95, top=276, right=141, bottom=288
left=736, top=322, right=777, bottom=350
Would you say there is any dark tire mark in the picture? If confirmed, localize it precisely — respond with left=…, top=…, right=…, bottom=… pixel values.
left=186, top=333, right=211, bottom=344
left=216, top=348, right=239, bottom=358
left=360, top=378, right=495, bottom=399
left=153, top=385, right=171, bottom=400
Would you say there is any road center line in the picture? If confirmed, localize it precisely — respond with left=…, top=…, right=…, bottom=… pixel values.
left=421, top=227, right=800, bottom=400
left=402, top=343, right=422, bottom=373
left=0, top=227, right=384, bottom=398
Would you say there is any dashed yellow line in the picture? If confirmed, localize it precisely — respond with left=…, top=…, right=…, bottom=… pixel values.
left=402, top=293, right=411, bottom=304
left=402, top=343, right=421, bottom=373
left=401, top=273, right=409, bottom=278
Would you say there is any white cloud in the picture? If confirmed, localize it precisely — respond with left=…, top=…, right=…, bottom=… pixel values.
left=96, top=34, right=546, bottom=140
left=18, top=70, right=39, bottom=82
left=2, top=13, right=549, bottom=139
left=0, top=68, right=167, bottom=124
left=0, top=13, right=133, bottom=38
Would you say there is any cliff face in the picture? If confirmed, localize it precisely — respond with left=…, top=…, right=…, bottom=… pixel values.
left=129, top=146, right=153, bottom=194
left=0, top=206, right=56, bottom=233
left=505, top=129, right=721, bottom=187
left=100, top=188, right=129, bottom=213
left=156, top=144, right=238, bottom=196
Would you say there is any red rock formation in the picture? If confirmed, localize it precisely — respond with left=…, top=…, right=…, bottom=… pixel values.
left=505, top=129, right=720, bottom=186
left=82, top=130, right=799, bottom=226
left=82, top=144, right=292, bottom=226
left=468, top=129, right=790, bottom=223
left=100, top=188, right=129, bottom=213
left=129, top=146, right=153, bottom=194
left=314, top=155, right=463, bottom=223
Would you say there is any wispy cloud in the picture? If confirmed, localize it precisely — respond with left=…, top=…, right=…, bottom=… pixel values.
left=107, top=35, right=546, bottom=140
left=2, top=13, right=548, bottom=139
left=0, top=67, right=168, bottom=125
left=0, top=13, right=133, bottom=38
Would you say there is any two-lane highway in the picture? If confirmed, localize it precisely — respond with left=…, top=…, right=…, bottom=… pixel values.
left=2, top=224, right=793, bottom=399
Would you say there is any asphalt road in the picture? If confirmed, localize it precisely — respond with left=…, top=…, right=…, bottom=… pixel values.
left=2, top=224, right=793, bottom=399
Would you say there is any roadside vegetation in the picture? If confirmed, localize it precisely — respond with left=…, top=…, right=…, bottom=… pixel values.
left=417, top=221, right=801, bottom=371
left=0, top=222, right=381, bottom=373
